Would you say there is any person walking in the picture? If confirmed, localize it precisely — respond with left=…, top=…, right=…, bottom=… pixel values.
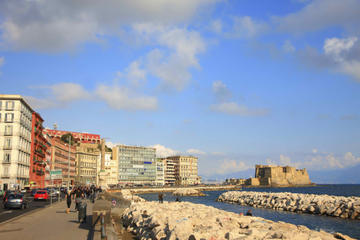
left=65, top=190, right=72, bottom=214
left=158, top=193, right=163, bottom=203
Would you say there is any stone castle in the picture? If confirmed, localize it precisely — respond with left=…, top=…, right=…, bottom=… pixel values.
left=245, top=165, right=311, bottom=186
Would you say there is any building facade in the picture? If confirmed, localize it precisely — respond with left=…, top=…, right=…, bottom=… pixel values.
left=167, top=156, right=200, bottom=185
left=0, top=95, right=33, bottom=191
left=155, top=158, right=165, bottom=186
left=104, top=151, right=118, bottom=186
left=50, top=137, right=76, bottom=186
left=76, top=143, right=99, bottom=185
left=253, top=165, right=311, bottom=186
left=43, top=129, right=101, bottom=144
left=115, top=145, right=156, bottom=185
left=29, top=112, right=47, bottom=188
left=163, top=158, right=176, bottom=185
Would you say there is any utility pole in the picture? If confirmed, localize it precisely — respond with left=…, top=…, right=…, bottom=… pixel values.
left=67, top=134, right=71, bottom=191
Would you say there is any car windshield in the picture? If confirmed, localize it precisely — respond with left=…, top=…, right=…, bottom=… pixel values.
left=8, top=194, right=22, bottom=199
left=36, top=191, right=46, bottom=194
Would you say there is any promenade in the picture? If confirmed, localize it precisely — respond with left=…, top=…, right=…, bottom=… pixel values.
left=0, top=200, right=96, bottom=240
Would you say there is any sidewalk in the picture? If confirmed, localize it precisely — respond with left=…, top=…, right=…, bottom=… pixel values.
left=0, top=200, right=95, bottom=240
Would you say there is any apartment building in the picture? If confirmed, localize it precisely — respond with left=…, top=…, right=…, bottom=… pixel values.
left=167, top=156, right=200, bottom=185
left=0, top=95, right=33, bottom=191
left=29, top=112, right=47, bottom=188
left=114, top=145, right=156, bottom=185
left=49, top=137, right=76, bottom=186
left=155, top=158, right=165, bottom=186
left=76, top=142, right=99, bottom=185
left=104, top=151, right=118, bottom=186
left=163, top=158, right=176, bottom=185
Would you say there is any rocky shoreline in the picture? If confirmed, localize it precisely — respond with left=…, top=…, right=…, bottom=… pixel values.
left=217, top=191, right=360, bottom=220
left=121, top=201, right=355, bottom=240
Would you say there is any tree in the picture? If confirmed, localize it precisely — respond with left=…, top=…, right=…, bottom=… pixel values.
left=61, top=133, right=76, bottom=145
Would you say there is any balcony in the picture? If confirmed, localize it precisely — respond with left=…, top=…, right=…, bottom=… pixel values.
left=2, top=160, right=11, bottom=164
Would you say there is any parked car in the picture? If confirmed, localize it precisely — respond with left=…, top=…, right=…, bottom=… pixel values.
left=31, top=189, right=39, bottom=196
left=34, top=190, right=49, bottom=201
left=3, top=193, right=29, bottom=209
left=48, top=188, right=60, bottom=197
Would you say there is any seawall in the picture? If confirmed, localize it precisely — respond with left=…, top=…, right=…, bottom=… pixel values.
left=217, top=191, right=360, bottom=220
left=121, top=201, right=355, bottom=240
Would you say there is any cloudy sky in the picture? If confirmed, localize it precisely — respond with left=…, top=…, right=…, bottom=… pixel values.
left=1, top=0, right=360, bottom=180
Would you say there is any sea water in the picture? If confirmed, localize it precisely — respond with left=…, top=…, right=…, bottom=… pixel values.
left=139, top=185, right=360, bottom=239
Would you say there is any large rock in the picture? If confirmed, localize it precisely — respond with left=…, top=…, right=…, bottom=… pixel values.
left=172, top=188, right=205, bottom=196
left=217, top=191, right=360, bottom=220
left=122, top=201, right=355, bottom=240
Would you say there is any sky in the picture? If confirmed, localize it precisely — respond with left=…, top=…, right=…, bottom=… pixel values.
left=1, top=0, right=360, bottom=181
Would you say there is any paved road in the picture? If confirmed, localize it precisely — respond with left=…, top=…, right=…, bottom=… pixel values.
left=0, top=193, right=65, bottom=223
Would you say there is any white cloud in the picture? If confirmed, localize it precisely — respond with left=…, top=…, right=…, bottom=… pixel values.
left=212, top=81, right=232, bottom=101
left=124, top=60, right=147, bottom=87
left=312, top=148, right=318, bottom=154
left=95, top=83, right=158, bottom=111
left=211, top=102, right=269, bottom=116
left=209, top=19, right=223, bottom=34
left=275, top=0, right=360, bottom=35
left=282, top=40, right=296, bottom=53
left=132, top=24, right=206, bottom=91
left=186, top=149, right=206, bottom=155
left=0, top=56, right=4, bottom=75
left=279, top=154, right=292, bottom=166
left=25, top=83, right=90, bottom=109
left=0, top=0, right=218, bottom=52
left=150, top=144, right=180, bottom=158
left=105, top=141, right=123, bottom=148
left=323, top=37, right=360, bottom=81
left=228, top=16, right=268, bottom=38
left=324, top=37, right=357, bottom=62
left=216, top=159, right=250, bottom=174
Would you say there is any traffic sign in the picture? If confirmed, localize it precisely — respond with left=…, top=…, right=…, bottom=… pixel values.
left=50, top=170, right=62, bottom=180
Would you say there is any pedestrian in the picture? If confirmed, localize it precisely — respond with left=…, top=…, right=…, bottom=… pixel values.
left=158, top=193, right=163, bottom=203
left=175, top=197, right=180, bottom=202
left=246, top=209, right=253, bottom=216
left=65, top=190, right=72, bottom=214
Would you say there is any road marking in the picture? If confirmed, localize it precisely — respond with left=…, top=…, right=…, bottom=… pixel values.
left=0, top=210, right=12, bottom=215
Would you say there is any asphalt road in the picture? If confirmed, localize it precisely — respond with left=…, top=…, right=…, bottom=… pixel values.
left=0, top=193, right=65, bottom=223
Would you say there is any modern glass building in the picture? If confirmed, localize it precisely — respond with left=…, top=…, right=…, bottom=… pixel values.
left=115, top=145, right=156, bottom=184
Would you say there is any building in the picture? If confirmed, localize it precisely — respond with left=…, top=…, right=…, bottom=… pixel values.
left=43, top=129, right=101, bottom=144
left=75, top=142, right=100, bottom=185
left=115, top=145, right=156, bottom=185
left=104, top=151, right=118, bottom=186
left=44, top=134, right=52, bottom=186
left=245, top=165, right=311, bottom=186
left=167, top=155, right=200, bottom=186
left=49, top=137, right=76, bottom=187
left=29, top=112, right=47, bottom=188
left=155, top=158, right=165, bottom=186
left=225, top=178, right=246, bottom=185
left=0, top=95, right=33, bottom=191
left=163, top=158, right=176, bottom=185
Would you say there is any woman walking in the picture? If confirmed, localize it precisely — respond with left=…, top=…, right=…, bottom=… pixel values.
left=65, top=190, right=72, bottom=214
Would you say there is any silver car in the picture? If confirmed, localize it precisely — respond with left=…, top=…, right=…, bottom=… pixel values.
left=4, top=194, right=29, bottom=209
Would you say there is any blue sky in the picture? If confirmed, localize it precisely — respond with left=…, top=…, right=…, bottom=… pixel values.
left=1, top=0, right=360, bottom=180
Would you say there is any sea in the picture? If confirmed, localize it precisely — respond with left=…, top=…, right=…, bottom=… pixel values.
left=139, top=184, right=360, bottom=239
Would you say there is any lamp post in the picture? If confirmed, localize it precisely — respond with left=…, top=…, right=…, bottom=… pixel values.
left=67, top=134, right=71, bottom=191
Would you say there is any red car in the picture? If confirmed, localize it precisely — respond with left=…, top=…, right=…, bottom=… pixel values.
left=34, top=190, right=49, bottom=201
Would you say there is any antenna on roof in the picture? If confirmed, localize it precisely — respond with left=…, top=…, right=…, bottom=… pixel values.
left=53, top=123, right=58, bottom=130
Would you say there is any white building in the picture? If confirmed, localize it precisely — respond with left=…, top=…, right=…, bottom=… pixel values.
left=104, top=151, right=118, bottom=186
left=164, top=158, right=176, bottom=185
left=155, top=158, right=165, bottom=186
left=0, top=95, right=33, bottom=190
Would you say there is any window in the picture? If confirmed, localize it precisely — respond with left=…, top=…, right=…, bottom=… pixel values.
left=4, top=152, right=11, bottom=163
left=4, top=138, right=12, bottom=149
left=3, top=166, right=9, bottom=176
left=6, top=101, right=14, bottom=110
left=5, top=113, right=14, bottom=122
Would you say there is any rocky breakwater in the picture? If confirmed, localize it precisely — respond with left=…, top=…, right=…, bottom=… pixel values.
left=172, top=188, right=205, bottom=196
left=217, top=191, right=360, bottom=220
left=121, top=189, right=146, bottom=202
left=122, top=201, right=354, bottom=240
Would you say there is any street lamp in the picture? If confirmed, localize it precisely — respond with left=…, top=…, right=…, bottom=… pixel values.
left=67, top=134, right=71, bottom=191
